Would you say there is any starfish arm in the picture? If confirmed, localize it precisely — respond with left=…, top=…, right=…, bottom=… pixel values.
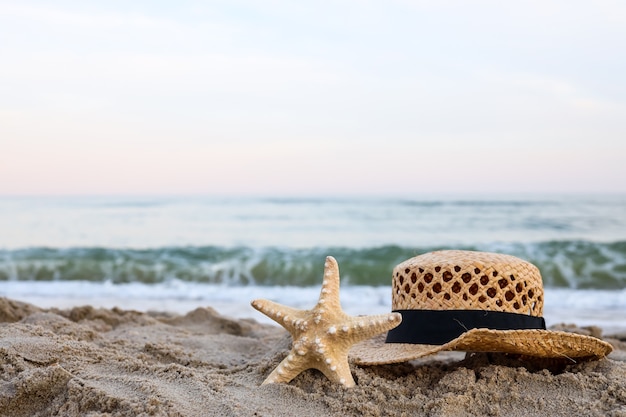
left=250, top=299, right=308, bottom=333
left=347, top=312, right=402, bottom=343
left=315, top=256, right=342, bottom=311
left=261, top=350, right=311, bottom=385
left=263, top=346, right=357, bottom=387
left=317, top=355, right=355, bottom=387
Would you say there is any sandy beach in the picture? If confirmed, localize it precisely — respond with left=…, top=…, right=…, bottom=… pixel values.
left=0, top=297, right=624, bottom=417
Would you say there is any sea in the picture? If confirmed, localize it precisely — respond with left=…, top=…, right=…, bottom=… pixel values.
left=1, top=194, right=626, bottom=333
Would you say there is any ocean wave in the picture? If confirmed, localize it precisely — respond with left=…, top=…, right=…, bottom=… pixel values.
left=1, top=241, right=625, bottom=289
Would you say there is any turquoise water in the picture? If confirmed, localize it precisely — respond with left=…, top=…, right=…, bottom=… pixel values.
left=1, top=241, right=626, bottom=289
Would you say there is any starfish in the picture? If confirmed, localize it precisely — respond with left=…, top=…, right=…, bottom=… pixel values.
left=251, top=256, right=402, bottom=388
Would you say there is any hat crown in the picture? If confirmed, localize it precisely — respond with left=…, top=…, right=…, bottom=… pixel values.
left=392, top=250, right=544, bottom=317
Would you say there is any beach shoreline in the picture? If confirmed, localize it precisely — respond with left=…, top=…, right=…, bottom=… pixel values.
left=6, top=287, right=626, bottom=335
left=1, top=297, right=625, bottom=416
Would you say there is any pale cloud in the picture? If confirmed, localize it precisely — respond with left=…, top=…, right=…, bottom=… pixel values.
left=0, top=3, right=178, bottom=30
left=0, top=50, right=341, bottom=89
left=1, top=0, right=625, bottom=195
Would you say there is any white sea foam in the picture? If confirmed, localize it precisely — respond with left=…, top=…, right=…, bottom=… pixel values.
left=3, top=281, right=626, bottom=334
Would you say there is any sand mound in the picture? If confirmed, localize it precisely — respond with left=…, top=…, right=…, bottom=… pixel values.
left=0, top=297, right=624, bottom=416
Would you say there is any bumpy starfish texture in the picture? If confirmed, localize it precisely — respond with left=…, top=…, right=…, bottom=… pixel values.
left=251, top=256, right=402, bottom=388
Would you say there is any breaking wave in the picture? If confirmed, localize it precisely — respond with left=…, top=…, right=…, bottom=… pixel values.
left=1, top=241, right=626, bottom=289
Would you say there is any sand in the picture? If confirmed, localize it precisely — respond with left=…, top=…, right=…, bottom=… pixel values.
left=0, top=297, right=625, bottom=417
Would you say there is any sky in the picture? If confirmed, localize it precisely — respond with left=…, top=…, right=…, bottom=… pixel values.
left=1, top=0, right=625, bottom=196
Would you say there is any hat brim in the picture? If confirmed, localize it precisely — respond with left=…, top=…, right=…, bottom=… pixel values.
left=350, top=328, right=614, bottom=365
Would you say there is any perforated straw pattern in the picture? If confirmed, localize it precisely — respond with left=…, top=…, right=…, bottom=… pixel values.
left=392, top=251, right=544, bottom=316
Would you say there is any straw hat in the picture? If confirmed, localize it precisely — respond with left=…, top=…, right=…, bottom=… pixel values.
left=351, top=250, right=613, bottom=365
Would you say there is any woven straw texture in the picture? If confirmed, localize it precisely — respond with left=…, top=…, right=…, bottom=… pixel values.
left=349, top=250, right=614, bottom=365
left=392, top=250, right=544, bottom=316
left=351, top=329, right=614, bottom=365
